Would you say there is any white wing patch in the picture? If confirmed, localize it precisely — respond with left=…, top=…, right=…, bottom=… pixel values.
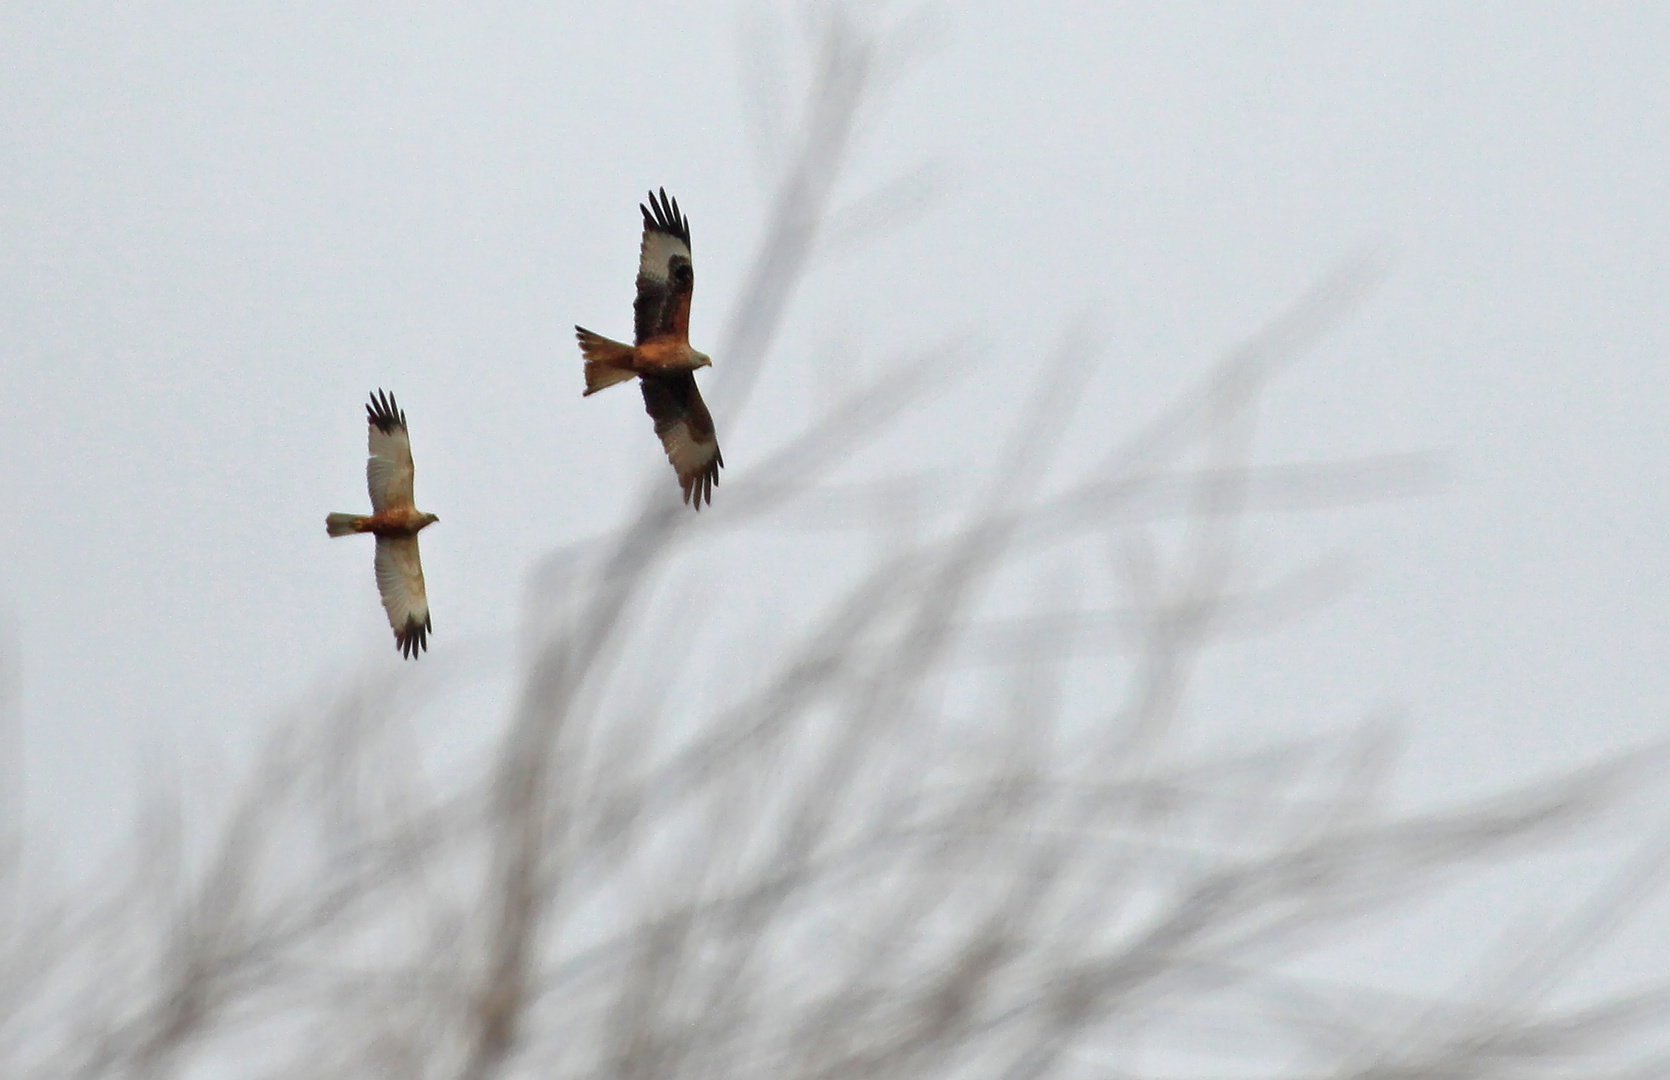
left=639, top=229, right=691, bottom=283
left=367, top=424, right=415, bottom=512
left=657, top=420, right=715, bottom=479
left=374, top=535, right=430, bottom=657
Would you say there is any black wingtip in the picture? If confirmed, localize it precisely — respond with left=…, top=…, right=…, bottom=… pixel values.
left=679, top=460, right=721, bottom=511
left=367, top=388, right=406, bottom=434
left=395, top=615, right=430, bottom=660
left=640, top=187, right=691, bottom=248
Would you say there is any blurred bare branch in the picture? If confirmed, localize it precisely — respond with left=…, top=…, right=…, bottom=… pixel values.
left=3, top=8, right=1668, bottom=1080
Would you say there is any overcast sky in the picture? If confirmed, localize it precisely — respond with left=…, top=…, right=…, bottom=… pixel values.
left=2, top=4, right=1668, bottom=992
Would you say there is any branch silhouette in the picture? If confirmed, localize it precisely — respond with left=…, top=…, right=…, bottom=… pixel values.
left=2, top=8, right=1667, bottom=1080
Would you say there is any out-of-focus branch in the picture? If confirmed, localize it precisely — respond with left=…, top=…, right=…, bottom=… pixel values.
left=7, top=9, right=1670, bottom=1080
left=463, top=12, right=911, bottom=1080
left=713, top=9, right=887, bottom=421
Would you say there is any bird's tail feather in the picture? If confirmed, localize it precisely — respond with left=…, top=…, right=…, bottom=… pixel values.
left=326, top=513, right=367, bottom=538
left=576, top=326, right=638, bottom=396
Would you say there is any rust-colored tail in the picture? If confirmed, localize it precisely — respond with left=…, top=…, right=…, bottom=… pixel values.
left=325, top=512, right=369, bottom=537
left=576, top=326, right=638, bottom=396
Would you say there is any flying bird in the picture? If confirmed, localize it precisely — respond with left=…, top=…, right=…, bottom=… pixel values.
left=325, top=390, right=438, bottom=659
left=576, top=188, right=723, bottom=508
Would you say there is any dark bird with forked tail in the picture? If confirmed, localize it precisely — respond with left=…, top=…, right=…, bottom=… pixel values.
left=575, top=188, right=723, bottom=509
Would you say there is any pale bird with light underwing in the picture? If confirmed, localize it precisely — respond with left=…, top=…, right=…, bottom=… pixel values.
left=325, top=390, right=438, bottom=658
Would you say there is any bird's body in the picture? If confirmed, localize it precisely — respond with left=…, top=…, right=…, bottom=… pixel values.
left=325, top=390, right=438, bottom=659
left=328, top=507, right=436, bottom=538
left=632, top=336, right=706, bottom=371
left=576, top=188, right=724, bottom=508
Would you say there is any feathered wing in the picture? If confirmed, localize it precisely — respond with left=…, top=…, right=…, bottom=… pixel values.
left=633, top=187, right=694, bottom=345
left=641, top=370, right=723, bottom=508
left=375, top=535, right=431, bottom=658
left=366, top=389, right=416, bottom=513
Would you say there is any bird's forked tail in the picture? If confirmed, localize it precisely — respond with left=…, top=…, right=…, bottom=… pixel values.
left=576, top=326, right=638, bottom=396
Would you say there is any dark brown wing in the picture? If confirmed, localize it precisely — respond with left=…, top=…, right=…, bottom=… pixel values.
left=640, top=370, right=723, bottom=508
left=632, top=188, right=694, bottom=346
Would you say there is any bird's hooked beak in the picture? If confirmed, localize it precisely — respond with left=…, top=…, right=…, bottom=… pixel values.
left=696, top=351, right=713, bottom=369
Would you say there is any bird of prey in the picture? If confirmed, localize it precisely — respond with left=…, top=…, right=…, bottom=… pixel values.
left=325, top=390, right=438, bottom=659
left=576, top=188, right=723, bottom=508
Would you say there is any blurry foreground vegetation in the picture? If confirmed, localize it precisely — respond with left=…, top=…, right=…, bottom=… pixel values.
left=3, top=9, right=1669, bottom=1079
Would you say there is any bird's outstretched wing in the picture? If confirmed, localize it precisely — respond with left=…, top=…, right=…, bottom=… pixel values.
left=641, top=370, right=722, bottom=508
left=375, top=535, right=431, bottom=658
left=633, top=187, right=694, bottom=346
left=366, top=389, right=415, bottom=513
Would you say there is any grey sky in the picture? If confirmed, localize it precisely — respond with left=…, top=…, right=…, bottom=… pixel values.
left=2, top=3, right=1668, bottom=1000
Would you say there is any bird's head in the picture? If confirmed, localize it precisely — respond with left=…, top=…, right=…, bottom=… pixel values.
left=692, top=351, right=713, bottom=370
left=421, top=512, right=440, bottom=529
